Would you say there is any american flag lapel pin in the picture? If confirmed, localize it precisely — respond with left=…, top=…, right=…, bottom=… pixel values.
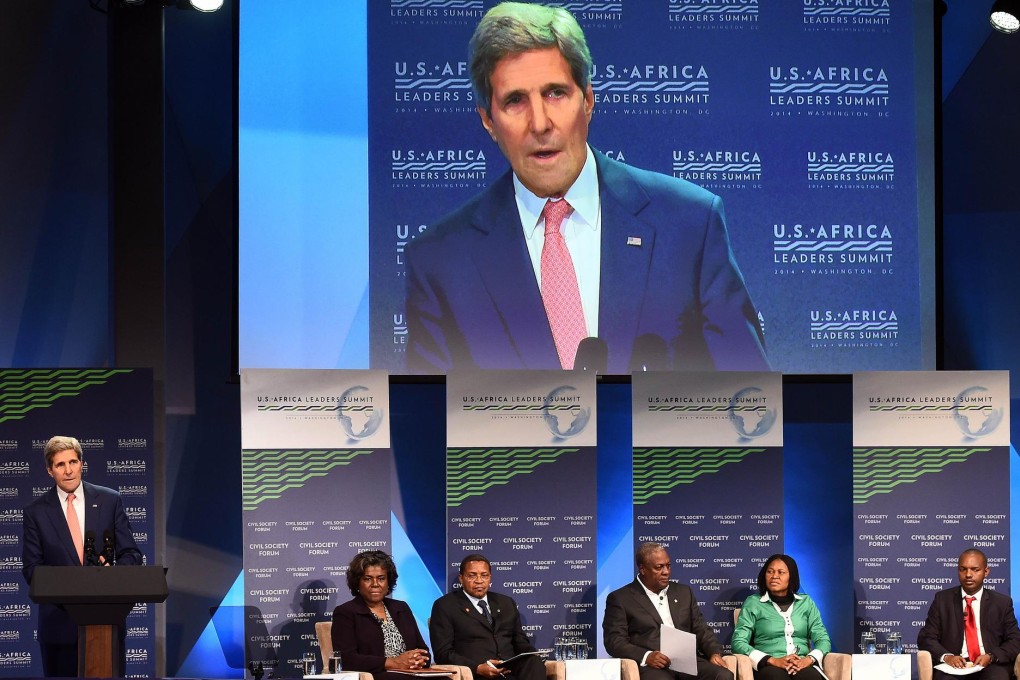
left=627, top=236, right=642, bottom=246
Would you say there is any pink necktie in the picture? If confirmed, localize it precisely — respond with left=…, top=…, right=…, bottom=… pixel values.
left=66, top=493, right=84, bottom=565
left=540, top=199, right=587, bottom=369
left=964, top=596, right=981, bottom=661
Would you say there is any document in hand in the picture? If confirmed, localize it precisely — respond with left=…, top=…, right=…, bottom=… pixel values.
left=660, top=625, right=697, bottom=676
left=497, top=650, right=553, bottom=665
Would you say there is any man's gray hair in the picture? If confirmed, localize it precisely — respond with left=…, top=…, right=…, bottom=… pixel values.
left=636, top=542, right=666, bottom=568
left=469, top=1, right=592, bottom=113
left=44, top=436, right=82, bottom=468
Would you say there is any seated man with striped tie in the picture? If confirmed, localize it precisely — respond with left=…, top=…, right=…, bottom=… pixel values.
left=917, top=548, right=1020, bottom=680
left=22, top=435, right=143, bottom=677
left=404, top=2, right=768, bottom=374
left=429, top=553, right=546, bottom=680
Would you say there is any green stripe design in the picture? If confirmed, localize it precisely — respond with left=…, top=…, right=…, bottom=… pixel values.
left=633, top=447, right=766, bottom=504
left=868, top=404, right=989, bottom=414
left=0, top=369, right=133, bottom=424
left=853, top=447, right=993, bottom=504
left=242, top=449, right=373, bottom=510
left=447, top=447, right=580, bottom=507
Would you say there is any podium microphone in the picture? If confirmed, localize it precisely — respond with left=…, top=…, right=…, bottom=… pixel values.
left=628, top=333, right=669, bottom=372
left=84, top=531, right=100, bottom=566
left=102, top=530, right=116, bottom=566
left=573, top=337, right=608, bottom=373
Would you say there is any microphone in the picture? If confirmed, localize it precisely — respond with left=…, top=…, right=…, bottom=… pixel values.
left=84, top=531, right=99, bottom=566
left=628, top=333, right=669, bottom=372
left=101, top=530, right=116, bottom=566
left=573, top=337, right=608, bottom=373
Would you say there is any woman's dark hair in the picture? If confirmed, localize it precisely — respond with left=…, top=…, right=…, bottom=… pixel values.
left=756, top=553, right=800, bottom=596
left=346, top=550, right=399, bottom=597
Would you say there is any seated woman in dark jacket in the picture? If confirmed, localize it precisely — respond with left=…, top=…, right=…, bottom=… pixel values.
left=331, top=550, right=431, bottom=679
left=731, top=554, right=831, bottom=679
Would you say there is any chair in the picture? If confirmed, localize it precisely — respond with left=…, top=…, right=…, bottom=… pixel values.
left=730, top=608, right=850, bottom=680
left=314, top=620, right=472, bottom=680
left=917, top=649, right=1020, bottom=680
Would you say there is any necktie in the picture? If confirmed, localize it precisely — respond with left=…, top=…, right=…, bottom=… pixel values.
left=540, top=199, right=586, bottom=369
left=66, top=493, right=84, bottom=565
left=964, top=596, right=981, bottom=661
left=478, top=599, right=493, bottom=626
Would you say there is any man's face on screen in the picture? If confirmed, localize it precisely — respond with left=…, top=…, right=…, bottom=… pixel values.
left=47, top=449, right=82, bottom=494
left=478, top=47, right=594, bottom=199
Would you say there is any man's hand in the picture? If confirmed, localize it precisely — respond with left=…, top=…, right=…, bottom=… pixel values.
left=645, top=652, right=671, bottom=669
left=708, top=654, right=727, bottom=668
left=476, top=660, right=508, bottom=678
left=974, top=654, right=993, bottom=668
left=944, top=655, right=970, bottom=669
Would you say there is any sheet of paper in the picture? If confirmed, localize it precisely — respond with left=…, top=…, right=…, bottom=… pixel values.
left=660, top=625, right=697, bottom=676
left=933, top=663, right=984, bottom=676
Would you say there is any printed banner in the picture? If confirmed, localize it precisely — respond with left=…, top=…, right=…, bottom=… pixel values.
left=0, top=368, right=156, bottom=678
left=446, top=370, right=597, bottom=651
left=852, top=371, right=1010, bottom=655
left=365, top=1, right=933, bottom=374
left=631, top=371, right=783, bottom=648
left=241, top=369, right=392, bottom=677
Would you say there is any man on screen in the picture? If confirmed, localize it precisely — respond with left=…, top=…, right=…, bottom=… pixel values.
left=917, top=548, right=1020, bottom=679
left=603, top=543, right=731, bottom=680
left=22, top=436, right=142, bottom=677
left=405, top=2, right=767, bottom=374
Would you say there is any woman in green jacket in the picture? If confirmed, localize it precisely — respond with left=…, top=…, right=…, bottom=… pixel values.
left=731, top=554, right=831, bottom=679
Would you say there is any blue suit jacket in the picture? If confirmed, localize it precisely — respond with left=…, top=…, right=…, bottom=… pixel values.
left=405, top=150, right=768, bottom=374
left=22, top=481, right=143, bottom=644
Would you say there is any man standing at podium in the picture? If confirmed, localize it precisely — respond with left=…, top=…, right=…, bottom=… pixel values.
left=21, top=435, right=143, bottom=677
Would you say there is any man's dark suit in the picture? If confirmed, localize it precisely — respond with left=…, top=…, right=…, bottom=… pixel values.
left=21, top=481, right=142, bottom=677
left=918, top=587, right=1020, bottom=680
left=405, top=150, right=768, bottom=374
left=429, top=590, right=544, bottom=680
left=331, top=596, right=428, bottom=680
left=603, top=579, right=730, bottom=680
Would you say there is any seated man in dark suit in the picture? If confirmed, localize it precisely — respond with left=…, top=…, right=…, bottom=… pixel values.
left=405, top=1, right=768, bottom=374
left=429, top=553, right=545, bottom=680
left=21, top=436, right=143, bottom=677
left=603, top=543, right=731, bottom=680
left=918, top=548, right=1020, bottom=680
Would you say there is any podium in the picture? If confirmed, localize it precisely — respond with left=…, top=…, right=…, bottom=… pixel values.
left=29, top=565, right=168, bottom=677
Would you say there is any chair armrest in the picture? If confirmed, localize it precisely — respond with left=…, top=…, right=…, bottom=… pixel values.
left=433, top=664, right=474, bottom=680
left=544, top=660, right=564, bottom=680
left=916, top=650, right=933, bottom=680
left=822, top=652, right=851, bottom=680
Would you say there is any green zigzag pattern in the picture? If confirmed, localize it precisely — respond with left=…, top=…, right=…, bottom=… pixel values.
left=0, top=369, right=133, bottom=424
left=632, top=447, right=766, bottom=505
left=446, top=447, right=579, bottom=507
left=242, top=449, right=373, bottom=510
left=869, top=404, right=989, bottom=413
left=853, top=447, right=993, bottom=504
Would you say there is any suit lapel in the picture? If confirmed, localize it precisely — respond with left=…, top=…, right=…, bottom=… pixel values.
left=627, top=580, right=663, bottom=625
left=467, top=175, right=559, bottom=368
left=595, top=154, right=655, bottom=369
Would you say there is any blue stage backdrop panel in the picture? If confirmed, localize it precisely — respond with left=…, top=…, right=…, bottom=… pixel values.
left=445, top=371, right=598, bottom=652
left=631, top=371, right=783, bottom=648
left=0, top=369, right=155, bottom=677
left=240, top=370, right=393, bottom=677
left=852, top=371, right=1011, bottom=654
